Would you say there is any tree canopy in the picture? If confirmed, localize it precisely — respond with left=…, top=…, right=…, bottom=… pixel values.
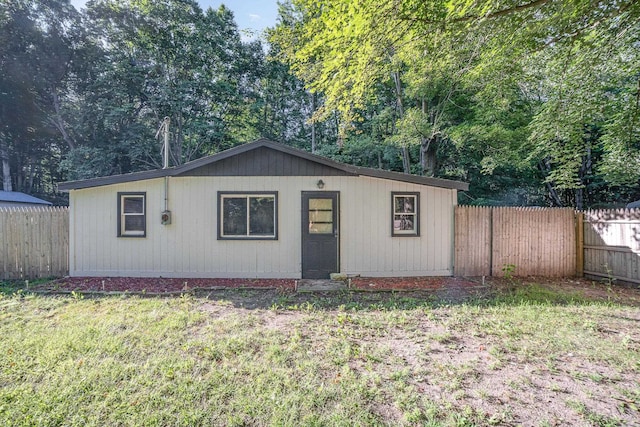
left=0, top=0, right=327, bottom=203
left=271, top=0, right=640, bottom=207
left=1, top=0, right=638, bottom=208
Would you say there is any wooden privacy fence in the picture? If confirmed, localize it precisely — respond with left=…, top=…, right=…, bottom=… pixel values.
left=0, top=207, right=69, bottom=280
left=3, top=204, right=640, bottom=283
left=582, top=209, right=640, bottom=285
left=455, top=206, right=577, bottom=277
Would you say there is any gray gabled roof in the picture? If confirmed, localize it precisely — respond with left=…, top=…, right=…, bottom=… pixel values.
left=57, top=138, right=469, bottom=191
left=0, top=190, right=52, bottom=205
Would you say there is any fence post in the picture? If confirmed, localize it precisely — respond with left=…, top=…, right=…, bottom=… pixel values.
left=575, top=211, right=584, bottom=277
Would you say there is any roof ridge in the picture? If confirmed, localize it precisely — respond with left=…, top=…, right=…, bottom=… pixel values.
left=57, top=139, right=469, bottom=191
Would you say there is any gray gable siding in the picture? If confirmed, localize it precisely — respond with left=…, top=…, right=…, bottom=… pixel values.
left=178, top=146, right=355, bottom=177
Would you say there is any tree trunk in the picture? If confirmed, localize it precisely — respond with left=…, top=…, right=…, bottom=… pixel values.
left=575, top=141, right=592, bottom=210
left=401, top=146, right=410, bottom=174
left=50, top=90, right=76, bottom=150
left=25, top=156, right=35, bottom=193
left=392, top=72, right=404, bottom=116
left=0, top=137, right=12, bottom=191
left=420, top=140, right=424, bottom=172
left=420, top=135, right=438, bottom=176
left=539, top=159, right=563, bottom=207
left=311, top=92, right=317, bottom=153
left=334, top=112, right=343, bottom=148
left=392, top=71, right=410, bottom=173
left=545, top=181, right=563, bottom=207
left=15, top=161, right=23, bottom=192
left=171, top=114, right=183, bottom=165
left=574, top=188, right=583, bottom=210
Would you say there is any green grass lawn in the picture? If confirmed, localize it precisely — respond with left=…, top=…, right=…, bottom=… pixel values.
left=0, top=282, right=638, bottom=426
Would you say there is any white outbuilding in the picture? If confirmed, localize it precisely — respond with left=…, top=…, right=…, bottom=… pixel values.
left=58, top=139, right=468, bottom=279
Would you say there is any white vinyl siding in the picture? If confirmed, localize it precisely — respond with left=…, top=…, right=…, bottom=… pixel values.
left=69, top=175, right=456, bottom=278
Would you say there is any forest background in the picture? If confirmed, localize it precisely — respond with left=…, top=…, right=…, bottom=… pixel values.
left=1, top=0, right=638, bottom=208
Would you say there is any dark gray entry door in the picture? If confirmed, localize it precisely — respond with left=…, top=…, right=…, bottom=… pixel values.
left=302, top=191, right=339, bottom=279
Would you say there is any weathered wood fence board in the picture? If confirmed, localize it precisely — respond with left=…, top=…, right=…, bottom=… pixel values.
left=583, top=209, right=640, bottom=284
left=0, top=207, right=69, bottom=280
left=454, top=206, right=491, bottom=276
left=455, top=206, right=576, bottom=277
left=493, top=207, right=575, bottom=277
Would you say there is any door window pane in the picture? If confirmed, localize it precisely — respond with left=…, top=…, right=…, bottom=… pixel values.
left=309, top=209, right=333, bottom=223
left=309, top=198, right=333, bottom=234
left=309, top=198, right=332, bottom=210
left=310, top=223, right=333, bottom=234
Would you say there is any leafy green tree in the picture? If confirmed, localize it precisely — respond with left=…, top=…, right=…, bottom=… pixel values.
left=272, top=0, right=640, bottom=207
left=61, top=0, right=265, bottom=179
left=0, top=0, right=81, bottom=197
left=258, top=3, right=342, bottom=153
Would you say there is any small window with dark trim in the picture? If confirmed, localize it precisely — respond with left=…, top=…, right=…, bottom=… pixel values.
left=218, top=192, right=278, bottom=239
left=118, top=192, right=146, bottom=237
left=392, top=192, right=419, bottom=236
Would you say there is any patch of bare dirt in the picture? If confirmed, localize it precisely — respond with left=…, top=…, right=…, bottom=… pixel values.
left=346, top=312, right=640, bottom=426
left=261, top=311, right=305, bottom=330
left=419, top=337, right=638, bottom=425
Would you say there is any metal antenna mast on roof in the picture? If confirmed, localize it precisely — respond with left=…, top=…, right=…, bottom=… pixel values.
left=156, top=117, right=172, bottom=225
left=156, top=117, right=171, bottom=169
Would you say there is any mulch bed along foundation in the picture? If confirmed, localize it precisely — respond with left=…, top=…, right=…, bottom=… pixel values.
left=39, top=277, right=296, bottom=293
left=349, top=276, right=478, bottom=290
left=31, top=276, right=639, bottom=306
left=36, top=276, right=480, bottom=293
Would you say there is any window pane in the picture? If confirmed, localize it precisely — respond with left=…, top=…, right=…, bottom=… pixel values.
left=123, top=197, right=144, bottom=214
left=124, top=215, right=145, bottom=233
left=309, top=198, right=332, bottom=210
left=249, top=197, right=275, bottom=236
left=394, top=196, right=415, bottom=214
left=310, top=223, right=333, bottom=234
left=309, top=198, right=333, bottom=234
left=394, top=214, right=416, bottom=232
left=309, top=210, right=333, bottom=222
left=223, top=197, right=247, bottom=235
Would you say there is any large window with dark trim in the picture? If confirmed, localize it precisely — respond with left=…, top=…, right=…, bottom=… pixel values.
left=218, top=192, right=278, bottom=239
left=392, top=192, right=419, bottom=236
left=118, top=192, right=146, bottom=237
